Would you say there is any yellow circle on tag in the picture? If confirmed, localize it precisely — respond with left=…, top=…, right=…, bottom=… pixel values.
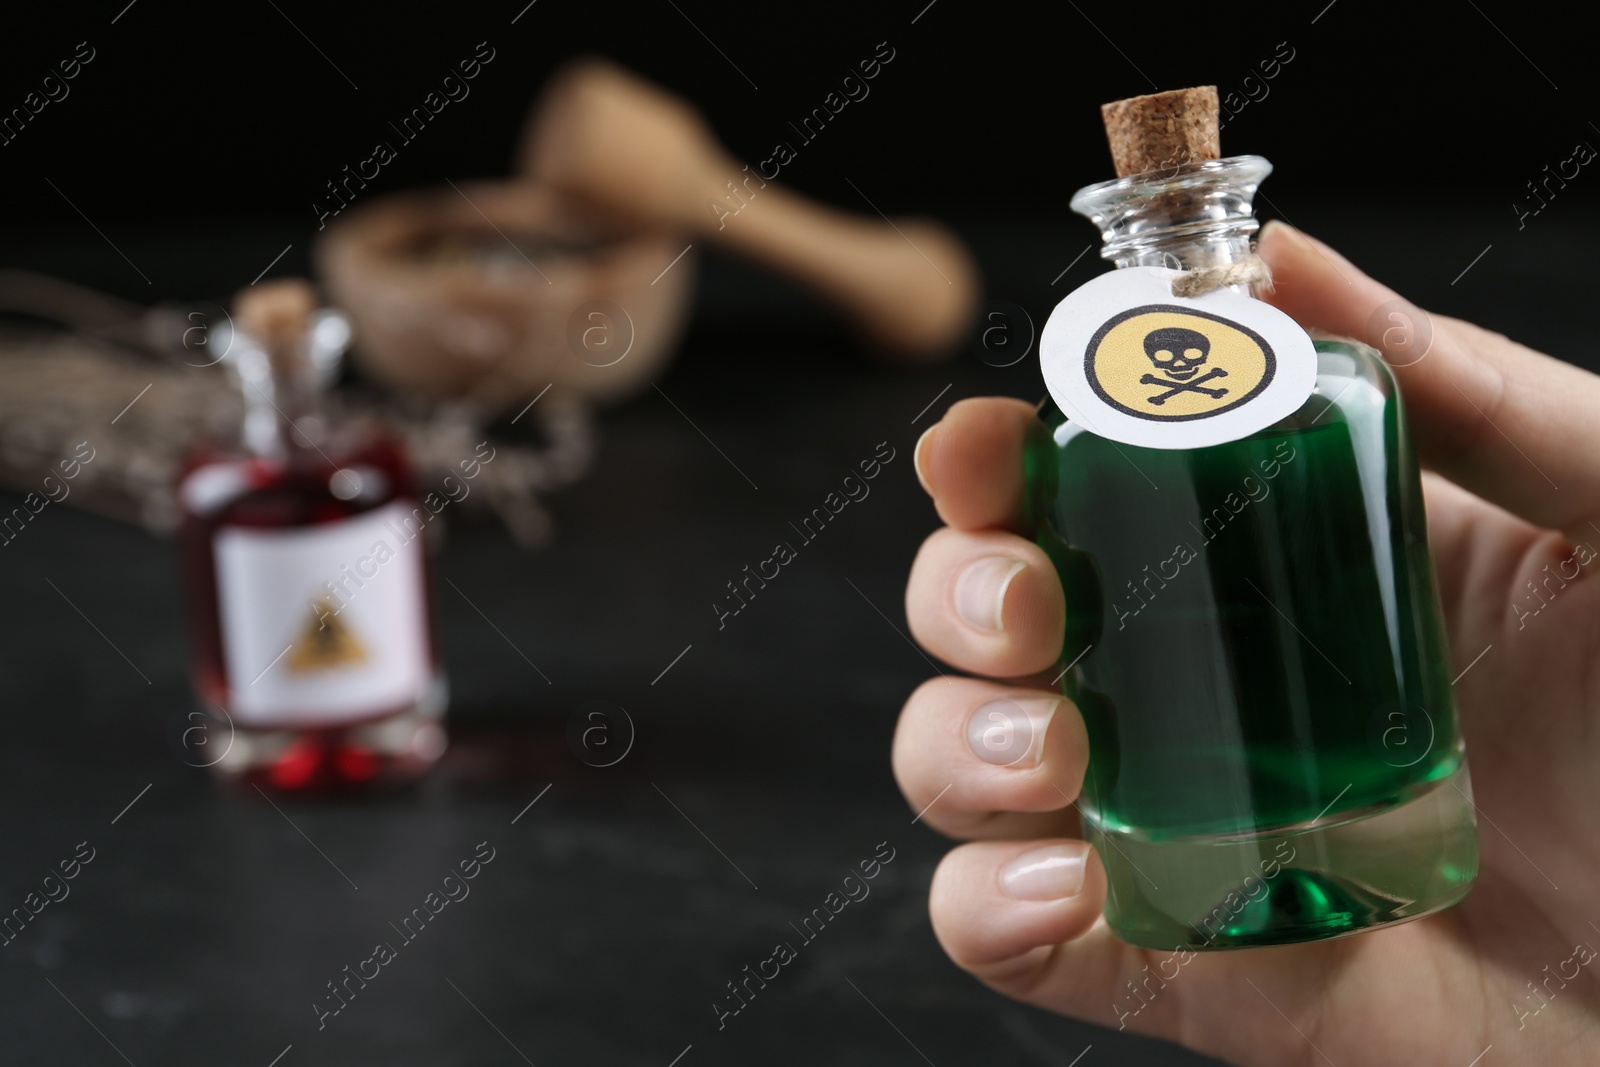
left=1086, top=305, right=1276, bottom=422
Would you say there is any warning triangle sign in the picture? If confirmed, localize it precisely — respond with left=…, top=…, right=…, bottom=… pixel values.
left=287, top=598, right=368, bottom=673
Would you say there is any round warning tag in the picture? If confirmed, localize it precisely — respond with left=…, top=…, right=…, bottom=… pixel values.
left=1039, top=267, right=1317, bottom=449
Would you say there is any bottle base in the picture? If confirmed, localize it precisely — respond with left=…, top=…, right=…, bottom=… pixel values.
left=1087, top=761, right=1479, bottom=950
left=201, top=675, right=449, bottom=793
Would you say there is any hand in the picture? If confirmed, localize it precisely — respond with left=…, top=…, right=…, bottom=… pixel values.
left=895, top=220, right=1600, bottom=1066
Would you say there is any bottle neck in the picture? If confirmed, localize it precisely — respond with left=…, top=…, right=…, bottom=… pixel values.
left=1071, top=154, right=1272, bottom=297
left=227, top=312, right=348, bottom=462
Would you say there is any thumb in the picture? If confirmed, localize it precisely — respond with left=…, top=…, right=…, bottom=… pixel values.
left=1257, top=220, right=1600, bottom=542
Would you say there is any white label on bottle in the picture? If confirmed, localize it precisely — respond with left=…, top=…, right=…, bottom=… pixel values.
left=214, top=500, right=430, bottom=727
left=1039, top=266, right=1318, bottom=449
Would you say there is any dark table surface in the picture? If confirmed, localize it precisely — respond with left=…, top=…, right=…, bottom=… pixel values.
left=1, top=203, right=1593, bottom=1066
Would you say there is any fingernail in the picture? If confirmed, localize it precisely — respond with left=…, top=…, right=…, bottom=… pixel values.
left=1000, top=843, right=1089, bottom=901
left=967, top=697, right=1059, bottom=767
left=913, top=424, right=938, bottom=496
left=955, top=557, right=1027, bottom=633
left=1260, top=218, right=1300, bottom=244
left=1261, top=219, right=1353, bottom=272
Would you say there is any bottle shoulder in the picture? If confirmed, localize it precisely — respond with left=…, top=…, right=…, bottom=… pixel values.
left=178, top=429, right=416, bottom=524
left=1285, top=336, right=1398, bottom=431
left=1310, top=335, right=1396, bottom=392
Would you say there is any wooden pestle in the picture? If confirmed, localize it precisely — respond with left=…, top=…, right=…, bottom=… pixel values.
left=520, top=59, right=978, bottom=359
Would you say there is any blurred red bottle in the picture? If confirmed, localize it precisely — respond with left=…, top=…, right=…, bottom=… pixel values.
left=176, top=280, right=447, bottom=791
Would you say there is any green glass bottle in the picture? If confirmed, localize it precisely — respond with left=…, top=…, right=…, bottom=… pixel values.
left=1029, top=153, right=1478, bottom=950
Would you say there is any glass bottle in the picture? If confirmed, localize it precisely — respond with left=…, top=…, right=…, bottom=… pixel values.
left=176, top=293, right=447, bottom=791
left=1028, top=156, right=1478, bottom=949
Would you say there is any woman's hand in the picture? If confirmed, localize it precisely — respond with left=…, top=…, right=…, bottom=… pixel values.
left=894, top=221, right=1600, bottom=1066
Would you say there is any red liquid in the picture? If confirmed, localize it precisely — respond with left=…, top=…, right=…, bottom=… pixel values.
left=176, top=427, right=446, bottom=792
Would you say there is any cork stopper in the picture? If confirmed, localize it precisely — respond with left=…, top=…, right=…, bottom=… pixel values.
left=1100, top=87, right=1220, bottom=178
left=234, top=279, right=317, bottom=344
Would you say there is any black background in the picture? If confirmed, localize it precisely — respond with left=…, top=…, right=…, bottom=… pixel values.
left=1, top=2, right=1597, bottom=1066
left=2, top=0, right=1597, bottom=321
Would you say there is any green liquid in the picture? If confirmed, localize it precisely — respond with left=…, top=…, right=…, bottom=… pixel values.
left=1028, top=339, right=1478, bottom=947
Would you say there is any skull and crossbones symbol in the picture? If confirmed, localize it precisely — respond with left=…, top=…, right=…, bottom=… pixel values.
left=1139, top=327, right=1229, bottom=405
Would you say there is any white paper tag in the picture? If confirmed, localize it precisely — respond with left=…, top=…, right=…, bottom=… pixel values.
left=214, top=500, right=431, bottom=727
left=1039, top=266, right=1317, bottom=449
